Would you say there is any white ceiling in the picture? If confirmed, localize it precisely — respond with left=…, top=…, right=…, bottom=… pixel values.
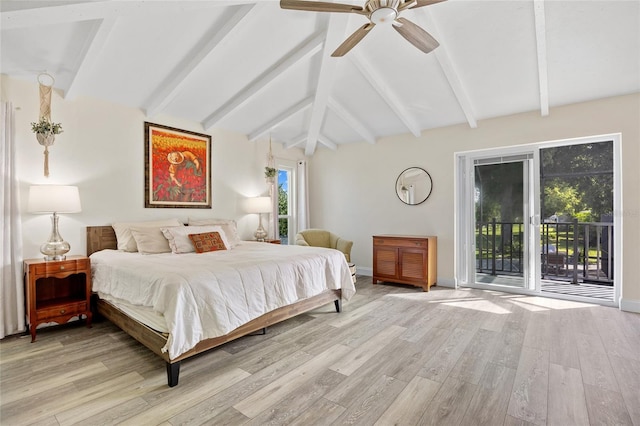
left=2, top=0, right=639, bottom=155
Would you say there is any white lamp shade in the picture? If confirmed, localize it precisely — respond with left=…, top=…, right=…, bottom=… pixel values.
left=28, top=185, right=82, bottom=213
left=244, top=196, right=272, bottom=214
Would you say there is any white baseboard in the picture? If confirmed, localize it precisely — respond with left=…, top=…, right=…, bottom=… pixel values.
left=356, top=266, right=372, bottom=276
left=620, top=297, right=640, bottom=313
left=436, top=278, right=456, bottom=288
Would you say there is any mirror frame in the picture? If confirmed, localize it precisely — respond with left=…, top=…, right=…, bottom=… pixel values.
left=395, top=167, right=433, bottom=205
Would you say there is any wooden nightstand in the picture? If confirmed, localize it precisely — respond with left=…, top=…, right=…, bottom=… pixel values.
left=23, top=255, right=92, bottom=342
left=264, top=239, right=281, bottom=244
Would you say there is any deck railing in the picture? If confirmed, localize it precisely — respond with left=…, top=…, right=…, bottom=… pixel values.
left=476, top=218, right=613, bottom=285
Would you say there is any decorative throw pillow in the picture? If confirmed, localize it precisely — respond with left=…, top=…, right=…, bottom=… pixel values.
left=188, top=232, right=227, bottom=253
left=161, top=225, right=230, bottom=254
left=187, top=218, right=240, bottom=247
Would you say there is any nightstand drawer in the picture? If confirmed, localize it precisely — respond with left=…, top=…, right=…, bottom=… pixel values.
left=36, top=301, right=87, bottom=321
left=33, top=258, right=89, bottom=275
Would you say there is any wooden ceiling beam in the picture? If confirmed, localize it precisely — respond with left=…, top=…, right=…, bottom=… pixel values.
left=304, top=15, right=350, bottom=156
left=327, top=97, right=376, bottom=144
left=144, top=4, right=258, bottom=118
left=350, top=50, right=422, bottom=137
left=534, top=0, right=550, bottom=116
left=64, top=18, right=117, bottom=100
left=248, top=96, right=314, bottom=142
left=202, top=31, right=325, bottom=130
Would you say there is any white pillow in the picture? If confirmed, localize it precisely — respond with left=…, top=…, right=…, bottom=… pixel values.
left=161, top=225, right=231, bottom=253
left=129, top=226, right=172, bottom=254
left=187, top=218, right=240, bottom=247
left=112, top=219, right=183, bottom=252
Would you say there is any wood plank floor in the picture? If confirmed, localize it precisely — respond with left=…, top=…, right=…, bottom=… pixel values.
left=2, top=276, right=639, bottom=425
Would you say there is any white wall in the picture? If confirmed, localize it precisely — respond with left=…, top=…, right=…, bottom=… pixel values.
left=1, top=75, right=305, bottom=259
left=309, top=93, right=640, bottom=310
left=4, top=74, right=639, bottom=310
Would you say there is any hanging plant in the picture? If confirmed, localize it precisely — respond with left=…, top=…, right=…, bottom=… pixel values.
left=31, top=117, right=63, bottom=135
left=265, top=166, right=277, bottom=183
left=265, top=166, right=277, bottom=179
left=30, top=117, right=63, bottom=178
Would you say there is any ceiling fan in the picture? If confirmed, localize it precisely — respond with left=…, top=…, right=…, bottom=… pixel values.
left=280, top=0, right=446, bottom=57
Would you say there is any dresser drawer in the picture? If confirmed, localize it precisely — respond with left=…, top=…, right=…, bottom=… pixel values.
left=374, top=237, right=428, bottom=248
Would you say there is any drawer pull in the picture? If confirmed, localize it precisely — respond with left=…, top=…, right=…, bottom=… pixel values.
left=60, top=309, right=66, bottom=314
left=60, top=266, right=65, bottom=270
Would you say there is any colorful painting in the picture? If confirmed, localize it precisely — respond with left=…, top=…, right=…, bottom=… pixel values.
left=144, top=122, right=211, bottom=208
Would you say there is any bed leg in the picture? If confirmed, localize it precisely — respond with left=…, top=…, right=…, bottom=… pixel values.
left=334, top=299, right=342, bottom=313
left=167, top=362, right=180, bottom=387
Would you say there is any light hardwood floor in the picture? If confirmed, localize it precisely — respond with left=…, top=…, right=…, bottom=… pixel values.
left=2, top=276, right=639, bottom=425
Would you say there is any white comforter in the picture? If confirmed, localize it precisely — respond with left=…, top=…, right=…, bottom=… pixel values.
left=90, top=242, right=355, bottom=359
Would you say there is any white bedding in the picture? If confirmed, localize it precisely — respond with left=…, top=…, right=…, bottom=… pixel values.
left=90, top=241, right=355, bottom=359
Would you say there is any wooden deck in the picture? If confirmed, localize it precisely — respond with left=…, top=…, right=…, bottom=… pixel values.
left=541, top=280, right=614, bottom=301
left=475, top=273, right=615, bottom=303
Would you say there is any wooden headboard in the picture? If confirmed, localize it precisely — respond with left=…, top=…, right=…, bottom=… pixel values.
left=87, top=226, right=117, bottom=256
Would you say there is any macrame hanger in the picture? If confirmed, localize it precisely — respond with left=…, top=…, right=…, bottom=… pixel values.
left=267, top=135, right=274, bottom=169
left=38, top=72, right=54, bottom=121
left=37, top=72, right=55, bottom=177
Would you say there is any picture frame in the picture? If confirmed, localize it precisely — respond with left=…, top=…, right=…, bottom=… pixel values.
left=144, top=122, right=212, bottom=208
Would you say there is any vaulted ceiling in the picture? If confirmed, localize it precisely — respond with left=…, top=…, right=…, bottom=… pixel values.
left=2, top=1, right=639, bottom=155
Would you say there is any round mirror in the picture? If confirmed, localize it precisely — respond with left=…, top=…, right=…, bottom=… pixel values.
left=396, top=167, right=433, bottom=205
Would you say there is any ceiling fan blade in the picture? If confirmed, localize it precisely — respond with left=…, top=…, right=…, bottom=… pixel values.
left=331, top=23, right=375, bottom=57
left=393, top=17, right=439, bottom=54
left=280, top=0, right=365, bottom=14
left=408, top=0, right=447, bottom=9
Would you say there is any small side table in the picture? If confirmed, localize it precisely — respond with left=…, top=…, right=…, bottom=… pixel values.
left=23, top=255, right=93, bottom=342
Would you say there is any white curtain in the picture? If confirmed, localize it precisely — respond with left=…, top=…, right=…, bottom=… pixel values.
left=1, top=102, right=25, bottom=338
left=296, top=160, right=309, bottom=231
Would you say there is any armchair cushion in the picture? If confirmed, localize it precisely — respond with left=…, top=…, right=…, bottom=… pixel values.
left=295, top=229, right=352, bottom=262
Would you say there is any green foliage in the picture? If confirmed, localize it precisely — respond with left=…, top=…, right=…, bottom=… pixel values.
left=476, top=141, right=613, bottom=224
left=264, top=167, right=277, bottom=179
left=574, top=210, right=593, bottom=222
left=31, top=117, right=63, bottom=135
left=541, top=141, right=613, bottom=220
left=543, top=183, right=582, bottom=218
left=278, top=183, right=287, bottom=237
left=475, top=162, right=523, bottom=223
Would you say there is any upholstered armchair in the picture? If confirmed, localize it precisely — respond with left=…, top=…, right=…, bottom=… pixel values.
left=295, top=229, right=353, bottom=262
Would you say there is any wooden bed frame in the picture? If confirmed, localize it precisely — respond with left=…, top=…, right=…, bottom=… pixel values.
left=86, top=226, right=342, bottom=387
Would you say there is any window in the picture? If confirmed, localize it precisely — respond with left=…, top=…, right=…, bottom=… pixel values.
left=276, top=160, right=296, bottom=245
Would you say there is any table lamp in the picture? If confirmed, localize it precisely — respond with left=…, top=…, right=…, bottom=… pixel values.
left=245, top=196, right=271, bottom=241
left=28, top=185, right=82, bottom=261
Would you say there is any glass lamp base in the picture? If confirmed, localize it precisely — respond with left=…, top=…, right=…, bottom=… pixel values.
left=41, top=241, right=70, bottom=261
left=254, top=226, right=267, bottom=242
left=41, top=213, right=70, bottom=261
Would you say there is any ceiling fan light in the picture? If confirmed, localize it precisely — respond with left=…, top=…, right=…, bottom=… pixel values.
left=370, top=7, right=397, bottom=24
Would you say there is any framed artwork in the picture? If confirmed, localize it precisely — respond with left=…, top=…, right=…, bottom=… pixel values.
left=144, top=122, right=211, bottom=208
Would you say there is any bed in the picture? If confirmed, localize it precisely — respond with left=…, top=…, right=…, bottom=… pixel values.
left=86, top=225, right=355, bottom=387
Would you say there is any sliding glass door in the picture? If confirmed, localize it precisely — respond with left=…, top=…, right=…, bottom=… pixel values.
left=472, top=154, right=536, bottom=290
left=456, top=135, right=620, bottom=305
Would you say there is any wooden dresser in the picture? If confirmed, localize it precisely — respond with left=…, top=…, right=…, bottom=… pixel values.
left=372, top=235, right=437, bottom=291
